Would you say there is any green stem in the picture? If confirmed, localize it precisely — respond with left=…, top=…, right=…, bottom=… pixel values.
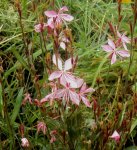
left=39, top=33, right=48, bottom=78
left=124, top=1, right=137, bottom=94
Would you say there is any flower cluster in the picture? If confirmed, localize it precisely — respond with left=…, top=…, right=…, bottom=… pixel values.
left=41, top=54, right=95, bottom=107
left=102, top=29, right=130, bottom=64
left=34, top=6, right=74, bottom=33
left=34, top=6, right=95, bottom=107
left=45, top=6, right=74, bottom=28
left=34, top=6, right=74, bottom=52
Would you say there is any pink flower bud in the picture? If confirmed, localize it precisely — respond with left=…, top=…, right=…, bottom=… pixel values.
left=21, top=138, right=29, bottom=147
left=110, top=130, right=120, bottom=142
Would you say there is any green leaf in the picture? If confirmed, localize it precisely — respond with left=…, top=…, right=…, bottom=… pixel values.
left=118, top=102, right=127, bottom=126
left=130, top=118, right=137, bottom=133
left=11, top=88, right=24, bottom=124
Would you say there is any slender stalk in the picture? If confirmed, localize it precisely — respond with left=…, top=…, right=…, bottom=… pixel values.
left=124, top=0, right=137, bottom=93
left=39, top=32, right=48, bottom=77
left=41, top=31, right=48, bottom=53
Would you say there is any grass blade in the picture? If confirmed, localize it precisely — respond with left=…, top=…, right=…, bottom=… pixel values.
left=11, top=88, right=24, bottom=124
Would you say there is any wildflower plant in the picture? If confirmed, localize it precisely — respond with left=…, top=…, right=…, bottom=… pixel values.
left=102, top=30, right=130, bottom=64
left=33, top=5, right=95, bottom=149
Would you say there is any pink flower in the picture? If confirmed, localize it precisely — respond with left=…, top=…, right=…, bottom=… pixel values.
left=41, top=83, right=80, bottom=105
left=21, top=138, right=29, bottom=147
left=117, top=31, right=130, bottom=50
left=44, top=6, right=74, bottom=27
left=41, top=83, right=95, bottom=107
left=110, top=130, right=120, bottom=142
left=34, top=23, right=47, bottom=33
left=49, top=54, right=83, bottom=88
left=78, top=83, right=95, bottom=107
left=34, top=19, right=55, bottom=33
left=102, top=39, right=130, bottom=64
left=37, top=121, right=47, bottom=135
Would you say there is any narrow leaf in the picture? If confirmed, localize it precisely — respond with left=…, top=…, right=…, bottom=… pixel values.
left=11, top=88, right=24, bottom=124
left=130, top=118, right=137, bottom=133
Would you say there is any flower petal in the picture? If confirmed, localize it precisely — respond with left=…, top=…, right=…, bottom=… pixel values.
left=74, top=78, right=84, bottom=88
left=123, top=43, right=128, bottom=50
left=60, top=73, right=84, bottom=88
left=111, top=52, right=117, bottom=64
left=64, top=58, right=73, bottom=71
left=79, top=83, right=95, bottom=103
left=60, top=14, right=74, bottom=22
left=53, top=54, right=63, bottom=70
left=49, top=71, right=62, bottom=80
left=44, top=11, right=57, bottom=17
left=80, top=83, right=87, bottom=92
left=117, top=50, right=130, bottom=57
left=102, top=45, right=113, bottom=52
left=108, top=39, right=115, bottom=50
left=47, top=18, right=54, bottom=29
left=59, top=6, right=68, bottom=12
left=84, top=87, right=95, bottom=94
left=69, top=90, right=80, bottom=105
left=60, top=73, right=76, bottom=87
left=81, top=96, right=91, bottom=107
left=122, top=35, right=130, bottom=43
left=60, top=42, right=66, bottom=50
left=55, top=89, right=66, bottom=99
